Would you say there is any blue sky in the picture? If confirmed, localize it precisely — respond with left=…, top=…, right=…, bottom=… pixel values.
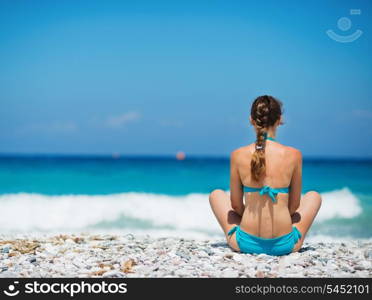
left=1, top=0, right=371, bottom=157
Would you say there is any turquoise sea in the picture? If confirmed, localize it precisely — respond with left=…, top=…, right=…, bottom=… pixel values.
left=0, top=155, right=371, bottom=239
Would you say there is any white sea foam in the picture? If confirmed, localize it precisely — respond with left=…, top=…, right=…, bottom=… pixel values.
left=0, top=192, right=217, bottom=234
left=315, top=187, right=362, bottom=222
left=0, top=188, right=362, bottom=238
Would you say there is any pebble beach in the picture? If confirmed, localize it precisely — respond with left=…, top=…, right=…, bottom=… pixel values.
left=0, top=234, right=371, bottom=278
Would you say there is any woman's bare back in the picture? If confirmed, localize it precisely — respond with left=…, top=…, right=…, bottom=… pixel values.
left=233, top=140, right=300, bottom=238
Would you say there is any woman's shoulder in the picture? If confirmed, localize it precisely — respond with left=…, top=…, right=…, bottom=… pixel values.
left=282, top=145, right=302, bottom=162
left=230, top=144, right=302, bottom=162
left=230, top=144, right=255, bottom=160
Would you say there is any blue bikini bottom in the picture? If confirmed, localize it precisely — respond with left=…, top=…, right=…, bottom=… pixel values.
left=227, top=225, right=302, bottom=256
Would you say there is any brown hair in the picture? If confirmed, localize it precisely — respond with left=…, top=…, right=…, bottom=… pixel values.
left=250, top=95, right=282, bottom=181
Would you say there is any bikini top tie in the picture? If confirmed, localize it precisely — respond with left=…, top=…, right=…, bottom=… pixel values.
left=243, top=186, right=289, bottom=203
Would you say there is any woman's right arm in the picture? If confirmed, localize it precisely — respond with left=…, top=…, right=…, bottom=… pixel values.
left=288, top=149, right=302, bottom=216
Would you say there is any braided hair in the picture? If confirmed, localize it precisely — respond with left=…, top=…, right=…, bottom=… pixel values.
left=250, top=95, right=282, bottom=181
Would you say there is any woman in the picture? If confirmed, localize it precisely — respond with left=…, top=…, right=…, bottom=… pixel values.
left=209, top=95, right=321, bottom=255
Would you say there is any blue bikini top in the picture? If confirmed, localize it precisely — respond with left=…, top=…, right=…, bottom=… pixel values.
left=243, top=186, right=289, bottom=203
left=244, top=134, right=289, bottom=203
left=264, top=133, right=276, bottom=142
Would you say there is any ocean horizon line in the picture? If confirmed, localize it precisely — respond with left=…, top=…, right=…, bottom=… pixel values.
left=1, top=152, right=372, bottom=163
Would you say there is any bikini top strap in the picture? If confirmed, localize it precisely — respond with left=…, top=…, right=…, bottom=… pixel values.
left=244, top=185, right=289, bottom=202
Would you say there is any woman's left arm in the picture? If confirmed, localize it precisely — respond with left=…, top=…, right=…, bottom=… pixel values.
left=230, top=150, right=244, bottom=216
